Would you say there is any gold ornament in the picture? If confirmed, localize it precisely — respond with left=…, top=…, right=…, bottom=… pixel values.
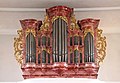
left=52, top=16, right=68, bottom=23
left=84, top=28, right=94, bottom=37
left=70, top=15, right=79, bottom=30
left=26, top=28, right=36, bottom=37
left=96, top=29, right=106, bottom=65
left=14, top=29, right=23, bottom=65
left=39, top=15, right=50, bottom=33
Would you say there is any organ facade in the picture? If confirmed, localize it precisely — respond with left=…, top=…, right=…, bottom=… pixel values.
left=14, top=6, right=106, bottom=79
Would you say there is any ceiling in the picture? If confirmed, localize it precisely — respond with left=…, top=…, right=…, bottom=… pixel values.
left=0, top=0, right=120, bottom=35
left=0, top=0, right=120, bottom=8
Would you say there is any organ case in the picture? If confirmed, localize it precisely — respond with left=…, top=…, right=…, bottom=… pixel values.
left=14, top=6, right=106, bottom=79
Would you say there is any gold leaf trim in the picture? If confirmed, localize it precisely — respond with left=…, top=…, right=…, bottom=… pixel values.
left=14, top=29, right=23, bottom=65
left=26, top=28, right=36, bottom=37
left=39, top=15, right=50, bottom=32
left=96, top=29, right=106, bottom=65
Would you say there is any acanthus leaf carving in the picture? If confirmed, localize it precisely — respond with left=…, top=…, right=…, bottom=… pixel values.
left=14, top=29, right=24, bottom=65
left=96, top=29, right=106, bottom=65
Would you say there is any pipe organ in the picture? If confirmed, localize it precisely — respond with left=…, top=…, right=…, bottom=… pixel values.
left=14, top=6, right=106, bottom=79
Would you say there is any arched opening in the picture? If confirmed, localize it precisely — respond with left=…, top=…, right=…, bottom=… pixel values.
left=26, top=32, right=36, bottom=63
left=52, top=18, right=68, bottom=62
left=74, top=50, right=79, bottom=64
left=42, top=50, right=46, bottom=63
left=74, top=36, right=79, bottom=45
left=84, top=32, right=94, bottom=62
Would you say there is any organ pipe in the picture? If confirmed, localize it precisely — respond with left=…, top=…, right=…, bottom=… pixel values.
left=52, top=18, right=67, bottom=62
left=84, top=32, right=94, bottom=62
left=26, top=32, right=36, bottom=63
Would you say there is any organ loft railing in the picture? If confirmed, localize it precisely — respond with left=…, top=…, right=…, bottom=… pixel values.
left=14, top=6, right=106, bottom=79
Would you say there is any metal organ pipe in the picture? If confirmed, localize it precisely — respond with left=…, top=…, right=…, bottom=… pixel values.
left=62, top=19, right=64, bottom=62
left=61, top=18, right=63, bottom=62
left=26, top=33, right=36, bottom=63
left=90, top=34, right=92, bottom=62
left=58, top=18, right=60, bottom=62
left=91, top=34, right=94, bottom=62
left=84, top=32, right=94, bottom=62
left=64, top=18, right=67, bottom=62
left=84, top=33, right=88, bottom=62
left=52, top=18, right=67, bottom=62
left=57, top=19, right=59, bottom=62
left=88, top=34, right=90, bottom=62
left=56, top=19, right=58, bottom=61
left=26, top=34, right=28, bottom=62
left=29, top=34, right=32, bottom=62
left=54, top=18, right=56, bottom=62
left=26, top=33, right=31, bottom=63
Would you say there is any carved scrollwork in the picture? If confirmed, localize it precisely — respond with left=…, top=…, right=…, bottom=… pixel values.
left=39, top=15, right=50, bottom=34
left=26, top=28, right=36, bottom=37
left=96, top=29, right=106, bottom=65
left=14, top=29, right=23, bottom=65
left=52, top=16, right=68, bottom=23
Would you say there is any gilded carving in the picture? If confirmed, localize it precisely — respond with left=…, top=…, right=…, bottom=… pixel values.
left=84, top=28, right=94, bottom=37
left=26, top=28, right=36, bottom=37
left=69, top=46, right=82, bottom=53
left=52, top=16, right=68, bottom=23
left=39, top=15, right=50, bottom=33
left=70, top=15, right=79, bottom=30
left=14, top=29, right=23, bottom=65
left=96, top=29, right=106, bottom=65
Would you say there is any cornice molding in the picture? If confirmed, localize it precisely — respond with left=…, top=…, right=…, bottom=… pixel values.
left=0, top=7, right=120, bottom=12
